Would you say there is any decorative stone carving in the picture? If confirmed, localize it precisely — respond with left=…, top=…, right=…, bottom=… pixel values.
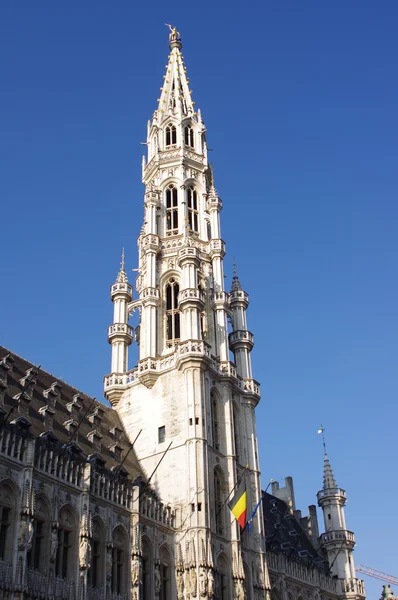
left=131, top=557, right=142, bottom=587
left=199, top=567, right=208, bottom=596
left=155, top=564, right=161, bottom=595
left=208, top=569, right=215, bottom=597
left=177, top=570, right=185, bottom=599
left=50, top=528, right=58, bottom=562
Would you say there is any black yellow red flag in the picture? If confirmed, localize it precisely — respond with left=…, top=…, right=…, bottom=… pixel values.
left=228, top=477, right=247, bottom=529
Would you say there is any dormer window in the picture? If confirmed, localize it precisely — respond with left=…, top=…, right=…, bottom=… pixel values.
left=184, top=125, right=194, bottom=148
left=165, top=124, right=177, bottom=146
left=166, top=185, right=178, bottom=235
left=187, top=187, right=198, bottom=232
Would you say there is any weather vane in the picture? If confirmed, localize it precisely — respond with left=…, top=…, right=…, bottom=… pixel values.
left=121, top=247, right=125, bottom=271
left=317, top=424, right=327, bottom=454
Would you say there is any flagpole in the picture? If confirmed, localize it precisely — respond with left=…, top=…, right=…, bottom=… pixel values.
left=244, top=477, right=274, bottom=532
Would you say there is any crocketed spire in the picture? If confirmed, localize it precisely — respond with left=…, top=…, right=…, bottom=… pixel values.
left=231, top=259, right=243, bottom=292
left=323, top=453, right=337, bottom=489
left=116, top=248, right=128, bottom=284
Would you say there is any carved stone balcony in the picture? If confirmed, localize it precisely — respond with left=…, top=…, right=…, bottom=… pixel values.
left=211, top=291, right=229, bottom=310
left=342, top=578, right=366, bottom=596
left=141, top=233, right=160, bottom=251
left=178, top=288, right=205, bottom=308
left=110, top=282, right=133, bottom=300
left=317, top=487, right=347, bottom=502
left=209, top=239, right=226, bottom=257
left=104, top=370, right=137, bottom=404
left=139, top=287, right=160, bottom=304
left=229, top=289, right=249, bottom=306
left=108, top=323, right=133, bottom=343
left=229, top=329, right=254, bottom=350
left=320, top=529, right=355, bottom=547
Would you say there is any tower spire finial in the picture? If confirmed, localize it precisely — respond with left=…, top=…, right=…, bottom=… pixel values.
left=317, top=424, right=327, bottom=455
left=116, top=248, right=128, bottom=284
left=233, top=257, right=237, bottom=277
left=165, top=23, right=182, bottom=50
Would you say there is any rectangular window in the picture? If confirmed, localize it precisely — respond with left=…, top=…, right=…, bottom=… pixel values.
left=158, top=426, right=165, bottom=444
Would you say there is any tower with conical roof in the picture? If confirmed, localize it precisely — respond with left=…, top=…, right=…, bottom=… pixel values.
left=317, top=450, right=365, bottom=599
left=104, top=27, right=269, bottom=598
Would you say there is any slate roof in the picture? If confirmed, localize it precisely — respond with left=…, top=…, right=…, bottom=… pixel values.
left=262, top=491, right=328, bottom=574
left=0, top=346, right=143, bottom=481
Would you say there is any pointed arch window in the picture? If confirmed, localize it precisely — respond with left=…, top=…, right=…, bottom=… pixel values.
left=28, top=496, right=51, bottom=572
left=166, top=185, right=178, bottom=235
left=233, top=405, right=240, bottom=462
left=141, top=538, right=152, bottom=600
left=56, top=506, right=76, bottom=579
left=166, top=279, right=180, bottom=346
left=184, top=125, right=194, bottom=148
left=88, top=519, right=105, bottom=590
left=214, top=468, right=225, bottom=536
left=165, top=124, right=177, bottom=147
left=0, top=483, right=16, bottom=562
left=111, top=526, right=128, bottom=595
left=187, top=187, right=198, bottom=232
left=211, top=390, right=219, bottom=451
left=159, top=546, right=171, bottom=600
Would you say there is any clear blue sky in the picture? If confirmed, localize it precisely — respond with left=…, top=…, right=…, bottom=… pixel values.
left=1, top=2, right=397, bottom=596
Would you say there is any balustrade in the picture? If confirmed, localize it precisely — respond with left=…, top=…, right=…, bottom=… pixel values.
left=320, top=529, right=355, bottom=544
left=27, top=569, right=76, bottom=600
left=0, top=427, right=26, bottom=462
left=35, top=442, right=84, bottom=487
left=140, top=490, right=175, bottom=527
left=0, top=560, right=13, bottom=591
left=108, top=324, right=133, bottom=337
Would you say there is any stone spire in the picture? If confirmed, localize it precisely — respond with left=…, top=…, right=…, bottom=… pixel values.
left=323, top=453, right=337, bottom=490
left=231, top=259, right=243, bottom=292
left=157, top=26, right=195, bottom=119
left=116, top=248, right=128, bottom=283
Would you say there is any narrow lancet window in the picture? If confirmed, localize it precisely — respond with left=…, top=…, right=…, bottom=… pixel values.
left=166, top=279, right=180, bottom=346
left=165, top=124, right=177, bottom=147
left=166, top=185, right=178, bottom=235
left=187, top=186, right=198, bottom=232
left=184, top=126, right=194, bottom=148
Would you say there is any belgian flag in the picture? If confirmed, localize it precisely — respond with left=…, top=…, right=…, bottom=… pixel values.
left=228, top=477, right=247, bottom=529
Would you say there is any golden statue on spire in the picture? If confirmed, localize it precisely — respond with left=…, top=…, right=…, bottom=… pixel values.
left=165, top=23, right=181, bottom=47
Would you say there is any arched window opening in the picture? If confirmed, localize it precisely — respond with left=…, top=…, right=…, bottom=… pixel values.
left=0, top=483, right=16, bottom=562
left=233, top=406, right=240, bottom=462
left=166, top=279, right=180, bottom=346
left=165, top=124, right=177, bottom=147
left=166, top=185, right=178, bottom=235
left=111, top=526, right=128, bottom=595
left=159, top=546, right=171, bottom=600
left=184, top=126, right=194, bottom=148
left=141, top=538, right=152, bottom=600
left=88, top=519, right=105, bottom=589
left=56, top=507, right=76, bottom=579
left=187, top=187, right=198, bottom=232
left=28, top=496, right=51, bottom=572
left=211, top=391, right=219, bottom=451
left=214, top=467, right=225, bottom=536
left=206, top=220, right=212, bottom=241
left=216, top=554, right=229, bottom=600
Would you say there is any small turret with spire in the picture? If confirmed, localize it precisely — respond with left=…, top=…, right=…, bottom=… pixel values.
left=106, top=249, right=133, bottom=405
left=317, top=427, right=365, bottom=599
left=228, top=260, right=254, bottom=380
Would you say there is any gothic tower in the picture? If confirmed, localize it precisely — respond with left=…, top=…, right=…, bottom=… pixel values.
left=317, top=453, right=365, bottom=599
left=105, top=27, right=269, bottom=599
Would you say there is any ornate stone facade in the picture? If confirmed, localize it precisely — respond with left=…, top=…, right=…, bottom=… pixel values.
left=0, top=27, right=366, bottom=600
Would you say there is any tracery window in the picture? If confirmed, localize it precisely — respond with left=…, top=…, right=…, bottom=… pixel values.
left=141, top=538, right=152, bottom=600
left=111, top=526, right=128, bottom=595
left=211, top=390, right=219, bottom=451
left=187, top=186, right=198, bottom=232
left=0, top=483, right=15, bottom=562
left=88, top=519, right=105, bottom=589
left=166, top=185, right=178, bottom=235
left=56, top=507, right=76, bottom=579
left=166, top=279, right=180, bottom=345
left=28, top=495, right=51, bottom=572
left=214, top=467, right=225, bottom=536
left=184, top=125, right=194, bottom=148
left=159, top=546, right=171, bottom=600
left=165, top=124, right=177, bottom=146
left=215, top=554, right=229, bottom=600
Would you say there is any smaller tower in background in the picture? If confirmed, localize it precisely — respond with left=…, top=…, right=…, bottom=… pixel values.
left=106, top=249, right=133, bottom=406
left=317, top=427, right=365, bottom=599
